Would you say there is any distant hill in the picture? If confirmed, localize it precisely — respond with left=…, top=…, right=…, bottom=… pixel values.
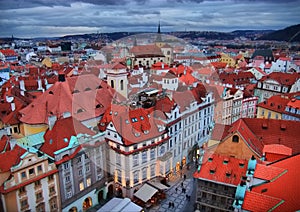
left=257, top=24, right=300, bottom=42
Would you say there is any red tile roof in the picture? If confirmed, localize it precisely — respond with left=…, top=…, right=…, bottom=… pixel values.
left=257, top=94, right=290, bottom=113
left=130, top=44, right=164, bottom=57
left=263, top=144, right=292, bottom=156
left=0, top=135, right=10, bottom=152
left=253, top=163, right=286, bottom=181
left=40, top=117, right=95, bottom=157
left=193, top=152, right=248, bottom=186
left=210, top=124, right=231, bottom=141
left=0, top=144, right=26, bottom=173
left=228, top=118, right=300, bottom=156
left=242, top=191, right=283, bottom=212
left=260, top=72, right=300, bottom=87
left=98, top=104, right=165, bottom=146
left=0, top=49, right=18, bottom=56
left=151, top=62, right=169, bottom=70
left=218, top=71, right=255, bottom=86
left=250, top=154, right=300, bottom=211
left=19, top=74, right=114, bottom=124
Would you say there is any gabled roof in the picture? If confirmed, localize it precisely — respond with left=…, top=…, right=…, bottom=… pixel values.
left=257, top=94, right=290, bottom=113
left=0, top=49, right=18, bottom=56
left=193, top=152, right=248, bottom=186
left=40, top=116, right=95, bottom=157
left=263, top=144, right=292, bottom=156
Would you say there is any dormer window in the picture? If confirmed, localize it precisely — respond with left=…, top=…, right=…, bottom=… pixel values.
left=77, top=108, right=84, bottom=113
left=140, top=116, right=144, bottom=120
left=232, top=135, right=239, bottom=143
left=96, top=104, right=103, bottom=109
left=49, top=91, right=54, bottom=95
left=131, top=117, right=138, bottom=123
left=134, top=132, right=140, bottom=137
left=125, top=119, right=129, bottom=124
left=73, top=89, right=80, bottom=94
left=84, top=87, right=91, bottom=91
left=144, top=130, right=149, bottom=134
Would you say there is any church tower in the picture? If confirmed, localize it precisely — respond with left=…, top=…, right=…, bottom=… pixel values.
left=107, top=63, right=129, bottom=99
left=155, top=21, right=164, bottom=47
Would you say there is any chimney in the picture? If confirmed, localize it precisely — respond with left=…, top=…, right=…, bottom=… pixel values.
left=58, top=70, right=65, bottom=82
left=48, top=115, right=57, bottom=130
left=37, top=78, right=43, bottom=90
left=11, top=102, right=15, bottom=111
left=19, top=80, right=25, bottom=96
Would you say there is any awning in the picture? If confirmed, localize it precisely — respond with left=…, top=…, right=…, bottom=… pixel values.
left=97, top=197, right=142, bottom=212
left=134, top=184, right=158, bottom=203
left=147, top=181, right=169, bottom=190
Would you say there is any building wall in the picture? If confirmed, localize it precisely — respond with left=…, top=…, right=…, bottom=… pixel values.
left=20, top=123, right=48, bottom=136
left=210, top=133, right=260, bottom=160
left=257, top=107, right=281, bottom=120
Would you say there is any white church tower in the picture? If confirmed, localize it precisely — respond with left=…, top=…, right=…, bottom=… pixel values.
left=107, top=63, right=129, bottom=99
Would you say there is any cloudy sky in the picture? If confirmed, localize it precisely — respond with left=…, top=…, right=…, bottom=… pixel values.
left=0, top=0, right=299, bottom=38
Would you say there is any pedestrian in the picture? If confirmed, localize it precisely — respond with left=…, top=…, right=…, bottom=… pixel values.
left=186, top=194, right=188, bottom=199
left=184, top=174, right=186, bottom=180
left=172, top=202, right=175, bottom=208
left=169, top=201, right=171, bottom=208
left=175, top=187, right=178, bottom=193
left=181, top=182, right=183, bottom=187
left=183, top=188, right=186, bottom=193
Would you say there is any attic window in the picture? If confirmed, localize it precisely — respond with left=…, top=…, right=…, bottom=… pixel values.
left=125, top=119, right=129, bottom=124
left=261, top=188, right=268, bottom=193
left=262, top=123, right=268, bottom=129
left=223, top=158, right=229, bottom=164
left=49, top=139, right=53, bottom=144
left=85, top=87, right=91, bottom=91
left=239, top=162, right=245, bottom=168
left=270, top=103, right=274, bottom=107
left=280, top=124, right=286, bottom=130
left=144, top=130, right=149, bottom=134
left=77, top=108, right=84, bottom=113
left=131, top=117, right=138, bottom=123
left=208, top=157, right=213, bottom=162
left=96, top=104, right=103, bottom=109
left=49, top=91, right=54, bottom=95
left=210, top=168, right=216, bottom=174
left=114, top=112, right=118, bottom=116
left=135, top=132, right=141, bottom=137
left=140, top=116, right=144, bottom=120
left=73, top=89, right=80, bottom=94
left=232, top=135, right=239, bottom=143
left=226, top=172, right=231, bottom=177
left=64, top=138, right=68, bottom=142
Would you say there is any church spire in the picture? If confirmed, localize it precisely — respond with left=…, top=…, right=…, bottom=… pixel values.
left=158, top=21, right=161, bottom=34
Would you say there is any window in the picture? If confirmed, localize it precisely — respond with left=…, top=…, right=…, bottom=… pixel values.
left=133, top=154, right=139, bottom=167
left=133, top=171, right=139, bottom=184
left=111, top=80, right=114, bottom=88
left=63, top=162, right=69, bottom=170
left=131, top=117, right=138, bottom=123
left=29, top=168, right=35, bottom=175
left=232, top=135, right=239, bottom=143
left=66, top=190, right=72, bottom=199
left=120, top=80, right=124, bottom=90
left=48, top=174, right=54, bottom=181
left=151, top=165, right=155, bottom=176
left=35, top=180, right=41, bottom=187
left=21, top=171, right=26, bottom=179
left=78, top=169, right=82, bottom=176
left=116, top=154, right=121, bottom=165
left=49, top=186, right=55, bottom=194
left=79, top=182, right=84, bottom=191
left=37, top=165, right=42, bottom=173
left=65, top=175, right=70, bottom=183
left=86, top=178, right=91, bottom=187
left=77, top=156, right=82, bottom=163
left=20, top=199, right=28, bottom=208
left=142, top=151, right=147, bottom=163
left=49, top=197, right=57, bottom=210
left=150, top=149, right=155, bottom=160
left=36, top=192, right=43, bottom=201
left=86, top=164, right=90, bottom=172
left=160, top=146, right=165, bottom=155
left=19, top=187, right=26, bottom=194
left=142, top=168, right=147, bottom=180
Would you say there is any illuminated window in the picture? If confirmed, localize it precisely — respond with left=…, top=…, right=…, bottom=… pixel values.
left=79, top=182, right=84, bottom=191
left=86, top=178, right=91, bottom=187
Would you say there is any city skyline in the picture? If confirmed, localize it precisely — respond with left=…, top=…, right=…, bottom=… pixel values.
left=0, top=0, right=300, bottom=38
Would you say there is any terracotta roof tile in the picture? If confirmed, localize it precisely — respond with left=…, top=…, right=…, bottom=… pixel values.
left=0, top=144, right=26, bottom=173
left=242, top=191, right=283, bottom=212
left=254, top=163, right=286, bottom=181
left=193, top=152, right=248, bottom=186
left=40, top=117, right=95, bottom=157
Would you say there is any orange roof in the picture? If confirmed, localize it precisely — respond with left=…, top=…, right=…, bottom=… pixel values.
left=242, top=191, right=283, bottom=212
left=226, top=118, right=300, bottom=156
left=0, top=135, right=10, bottom=153
left=40, top=117, right=95, bottom=157
left=193, top=152, right=248, bottom=186
left=19, top=74, right=115, bottom=124
left=0, top=49, right=18, bottom=56
left=263, top=144, right=292, bottom=156
left=151, top=62, right=169, bottom=70
left=130, top=44, right=164, bottom=57
left=0, top=145, right=26, bottom=173
left=251, top=154, right=300, bottom=211
left=257, top=95, right=289, bottom=113
left=253, top=163, right=286, bottom=181
left=260, top=72, right=300, bottom=86
left=98, top=104, right=165, bottom=146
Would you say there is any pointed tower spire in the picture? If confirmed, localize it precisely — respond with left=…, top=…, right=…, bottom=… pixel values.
left=158, top=20, right=161, bottom=34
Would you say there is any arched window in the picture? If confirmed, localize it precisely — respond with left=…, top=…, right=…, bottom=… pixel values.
left=120, top=80, right=124, bottom=90
left=232, top=135, right=239, bottom=143
left=111, top=80, right=114, bottom=88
